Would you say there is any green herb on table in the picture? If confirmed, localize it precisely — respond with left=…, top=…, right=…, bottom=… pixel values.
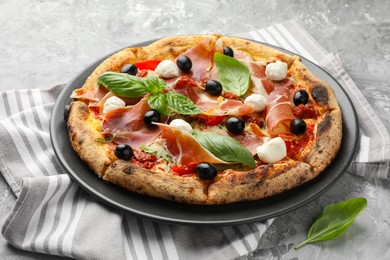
left=295, top=197, right=367, bottom=249
left=98, top=73, right=201, bottom=116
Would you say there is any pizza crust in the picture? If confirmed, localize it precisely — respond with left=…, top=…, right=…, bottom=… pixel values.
left=207, top=160, right=315, bottom=204
left=104, top=159, right=208, bottom=204
left=67, top=101, right=114, bottom=177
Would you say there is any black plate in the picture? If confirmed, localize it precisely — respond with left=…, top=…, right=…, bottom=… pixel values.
left=50, top=39, right=359, bottom=226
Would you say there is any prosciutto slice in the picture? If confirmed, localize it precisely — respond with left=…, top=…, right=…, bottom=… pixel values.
left=156, top=123, right=226, bottom=165
left=102, top=95, right=161, bottom=148
left=71, top=84, right=108, bottom=103
left=177, top=38, right=215, bottom=83
left=266, top=86, right=295, bottom=137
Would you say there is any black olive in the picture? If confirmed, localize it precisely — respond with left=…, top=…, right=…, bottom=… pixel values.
left=176, top=55, right=192, bottom=72
left=226, top=117, right=245, bottom=134
left=121, top=64, right=138, bottom=76
left=144, top=110, right=161, bottom=128
left=223, top=46, right=234, bottom=57
left=293, top=90, right=309, bottom=106
left=195, top=162, right=217, bottom=180
left=290, top=118, right=306, bottom=135
left=114, top=144, right=134, bottom=160
left=205, top=80, right=223, bottom=96
left=64, top=104, right=71, bottom=122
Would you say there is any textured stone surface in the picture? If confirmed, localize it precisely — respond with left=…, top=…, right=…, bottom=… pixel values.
left=0, top=0, right=389, bottom=259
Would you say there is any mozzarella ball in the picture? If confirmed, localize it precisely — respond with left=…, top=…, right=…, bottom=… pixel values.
left=256, top=137, right=287, bottom=163
left=265, top=60, right=288, bottom=81
left=244, top=94, right=267, bottom=112
left=155, top=60, right=180, bottom=79
left=103, top=96, right=126, bottom=114
left=169, top=119, right=193, bottom=133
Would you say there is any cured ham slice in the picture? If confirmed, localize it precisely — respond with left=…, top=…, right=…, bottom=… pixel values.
left=156, top=123, right=226, bottom=165
left=102, top=95, right=151, bottom=133
left=112, top=128, right=161, bottom=149
left=266, top=86, right=295, bottom=137
left=177, top=38, right=214, bottom=83
left=102, top=95, right=162, bottom=148
left=71, top=84, right=108, bottom=103
left=230, top=131, right=263, bottom=155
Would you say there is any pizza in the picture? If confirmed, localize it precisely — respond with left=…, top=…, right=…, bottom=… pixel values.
left=65, top=35, right=342, bottom=205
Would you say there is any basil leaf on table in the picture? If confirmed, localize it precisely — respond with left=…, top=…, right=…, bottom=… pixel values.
left=97, top=72, right=148, bottom=98
left=192, top=130, right=256, bottom=168
left=145, top=74, right=167, bottom=95
left=148, top=93, right=169, bottom=116
left=295, top=197, right=367, bottom=249
left=166, top=92, right=202, bottom=115
left=214, top=52, right=251, bottom=97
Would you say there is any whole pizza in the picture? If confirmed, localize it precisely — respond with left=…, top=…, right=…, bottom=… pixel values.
left=65, top=35, right=342, bottom=205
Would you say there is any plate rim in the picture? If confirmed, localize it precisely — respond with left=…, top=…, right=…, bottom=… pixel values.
left=50, top=38, right=359, bottom=226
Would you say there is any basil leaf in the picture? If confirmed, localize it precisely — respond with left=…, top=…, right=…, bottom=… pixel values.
left=97, top=72, right=148, bottom=98
left=295, top=197, right=367, bottom=249
left=214, top=52, right=251, bottom=97
left=192, top=130, right=256, bottom=168
left=145, top=74, right=167, bottom=95
left=148, top=93, right=169, bottom=116
left=166, top=92, right=202, bottom=115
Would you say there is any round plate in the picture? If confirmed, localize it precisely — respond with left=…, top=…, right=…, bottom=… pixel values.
left=50, top=39, right=359, bottom=226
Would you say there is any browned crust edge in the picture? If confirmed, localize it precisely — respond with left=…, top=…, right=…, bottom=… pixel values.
left=103, top=160, right=208, bottom=204
left=67, top=101, right=114, bottom=177
left=207, top=160, right=315, bottom=204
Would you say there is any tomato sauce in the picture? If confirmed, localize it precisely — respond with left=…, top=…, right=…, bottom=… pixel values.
left=285, top=123, right=315, bottom=158
left=130, top=150, right=158, bottom=170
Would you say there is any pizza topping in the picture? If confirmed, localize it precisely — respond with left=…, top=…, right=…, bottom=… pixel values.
left=156, top=123, right=226, bottom=165
left=290, top=118, right=307, bottom=135
left=195, top=162, right=218, bottom=180
left=265, top=60, right=288, bottom=81
left=244, top=94, right=267, bottom=113
left=266, top=86, right=295, bottom=136
left=114, top=144, right=134, bottom=160
left=98, top=72, right=148, bottom=98
left=192, top=130, right=256, bottom=168
left=144, top=110, right=161, bottom=128
left=170, top=162, right=197, bottom=175
left=213, top=52, right=251, bottom=97
left=226, top=117, right=245, bottom=134
left=292, top=104, right=318, bottom=118
left=121, top=64, right=138, bottom=76
left=154, top=60, right=180, bottom=79
left=231, top=131, right=264, bottom=155
left=71, top=84, right=108, bottom=103
left=293, top=90, right=309, bottom=106
left=176, top=55, right=193, bottom=72
left=205, top=80, right=223, bottom=96
left=197, top=114, right=225, bottom=126
left=134, top=60, right=162, bottom=71
left=256, top=137, right=287, bottom=163
left=169, top=119, right=193, bottom=133
left=223, top=46, right=234, bottom=57
left=103, top=96, right=126, bottom=114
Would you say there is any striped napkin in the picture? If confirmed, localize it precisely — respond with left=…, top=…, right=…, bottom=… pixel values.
left=1, top=20, right=389, bottom=260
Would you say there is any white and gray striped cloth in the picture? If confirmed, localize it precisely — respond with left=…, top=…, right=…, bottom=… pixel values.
left=1, top=20, right=389, bottom=260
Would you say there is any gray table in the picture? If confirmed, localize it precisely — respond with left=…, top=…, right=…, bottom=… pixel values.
left=1, top=0, right=389, bottom=259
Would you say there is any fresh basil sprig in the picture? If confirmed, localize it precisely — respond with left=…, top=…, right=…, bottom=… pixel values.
left=214, top=52, right=251, bottom=97
left=295, top=197, right=367, bottom=249
left=192, top=130, right=256, bottom=168
left=97, top=72, right=201, bottom=116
